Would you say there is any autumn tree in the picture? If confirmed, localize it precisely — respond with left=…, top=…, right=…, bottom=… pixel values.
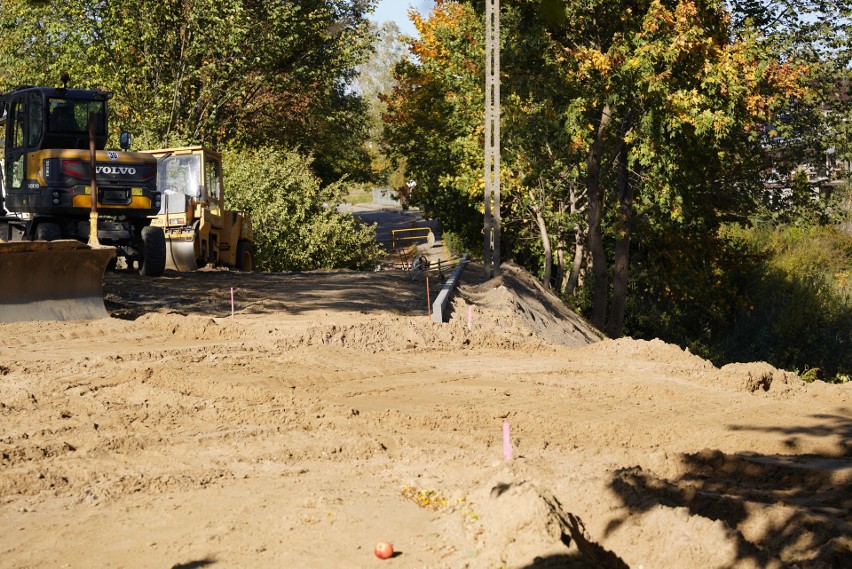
left=729, top=1, right=852, bottom=194
left=386, top=1, right=800, bottom=337
left=383, top=2, right=486, bottom=242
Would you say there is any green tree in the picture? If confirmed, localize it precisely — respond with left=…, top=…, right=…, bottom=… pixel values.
left=0, top=0, right=377, bottom=182
left=353, top=21, right=409, bottom=188
left=528, top=0, right=807, bottom=336
left=223, top=146, right=380, bottom=272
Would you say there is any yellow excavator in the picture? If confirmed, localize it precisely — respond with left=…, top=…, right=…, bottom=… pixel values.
left=0, top=80, right=165, bottom=322
left=146, top=146, right=253, bottom=272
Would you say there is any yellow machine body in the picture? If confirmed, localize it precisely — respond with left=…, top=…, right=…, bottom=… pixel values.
left=0, top=84, right=165, bottom=322
left=146, top=146, right=253, bottom=271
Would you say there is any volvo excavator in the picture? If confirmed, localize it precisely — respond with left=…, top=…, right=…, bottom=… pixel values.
left=0, top=79, right=166, bottom=322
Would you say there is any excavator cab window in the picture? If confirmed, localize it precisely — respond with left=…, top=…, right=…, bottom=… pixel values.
left=10, top=101, right=24, bottom=149
left=47, top=98, right=105, bottom=134
left=8, top=100, right=25, bottom=189
left=27, top=92, right=43, bottom=148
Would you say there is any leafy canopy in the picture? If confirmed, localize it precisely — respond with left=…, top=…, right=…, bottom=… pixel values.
left=223, top=146, right=381, bottom=272
left=0, top=0, right=377, bottom=182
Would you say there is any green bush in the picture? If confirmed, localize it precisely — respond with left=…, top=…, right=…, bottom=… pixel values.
left=623, top=220, right=852, bottom=381
left=441, top=230, right=467, bottom=259
left=223, top=146, right=381, bottom=272
left=719, top=224, right=852, bottom=380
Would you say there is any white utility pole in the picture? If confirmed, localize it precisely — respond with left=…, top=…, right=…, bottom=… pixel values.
left=484, top=0, right=501, bottom=278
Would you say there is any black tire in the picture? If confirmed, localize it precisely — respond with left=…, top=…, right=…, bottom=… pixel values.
left=236, top=240, right=255, bottom=272
left=139, top=226, right=167, bottom=277
left=35, top=222, right=62, bottom=241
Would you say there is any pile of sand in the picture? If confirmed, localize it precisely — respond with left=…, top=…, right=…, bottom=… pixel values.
left=457, top=262, right=601, bottom=349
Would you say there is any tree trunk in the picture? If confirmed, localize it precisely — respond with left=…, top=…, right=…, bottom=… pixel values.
left=533, top=206, right=553, bottom=290
left=564, top=186, right=586, bottom=295
left=565, top=231, right=585, bottom=295
left=556, top=240, right=566, bottom=295
left=605, top=141, right=634, bottom=338
left=586, top=104, right=611, bottom=331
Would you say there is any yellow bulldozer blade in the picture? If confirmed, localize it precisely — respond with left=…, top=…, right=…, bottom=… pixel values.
left=165, top=233, right=199, bottom=272
left=0, top=240, right=115, bottom=323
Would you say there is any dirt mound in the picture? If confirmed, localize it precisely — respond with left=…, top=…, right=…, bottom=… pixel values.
left=288, top=314, right=571, bottom=353
left=464, top=469, right=627, bottom=569
left=583, top=338, right=809, bottom=396
left=703, top=361, right=803, bottom=394
left=457, top=262, right=601, bottom=348
left=135, top=312, right=248, bottom=341
left=610, top=449, right=852, bottom=568
left=2, top=265, right=850, bottom=568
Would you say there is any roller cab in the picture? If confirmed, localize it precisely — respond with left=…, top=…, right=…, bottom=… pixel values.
left=146, top=146, right=253, bottom=272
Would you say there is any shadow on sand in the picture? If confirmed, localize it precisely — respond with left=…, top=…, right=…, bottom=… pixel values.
left=170, top=558, right=216, bottom=569
left=605, top=412, right=852, bottom=566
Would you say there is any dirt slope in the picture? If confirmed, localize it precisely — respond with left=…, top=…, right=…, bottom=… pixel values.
left=0, top=262, right=849, bottom=568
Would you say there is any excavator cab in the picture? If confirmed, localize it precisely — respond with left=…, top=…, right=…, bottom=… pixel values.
left=0, top=86, right=158, bottom=221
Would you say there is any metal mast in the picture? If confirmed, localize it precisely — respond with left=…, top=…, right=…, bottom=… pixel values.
left=484, top=0, right=501, bottom=278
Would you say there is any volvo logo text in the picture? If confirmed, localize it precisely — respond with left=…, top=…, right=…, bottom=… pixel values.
left=96, top=166, right=137, bottom=175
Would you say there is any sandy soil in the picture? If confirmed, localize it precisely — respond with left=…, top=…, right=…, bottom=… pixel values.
left=1, top=261, right=850, bottom=568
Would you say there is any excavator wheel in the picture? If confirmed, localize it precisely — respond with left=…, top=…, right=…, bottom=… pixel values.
left=139, top=226, right=167, bottom=277
left=35, top=222, right=62, bottom=241
left=236, top=240, right=255, bottom=272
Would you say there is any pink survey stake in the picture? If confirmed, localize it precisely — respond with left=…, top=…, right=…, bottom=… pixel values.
left=503, top=422, right=513, bottom=461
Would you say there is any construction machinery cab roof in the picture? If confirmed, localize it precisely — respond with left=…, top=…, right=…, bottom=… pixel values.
left=1, top=86, right=113, bottom=151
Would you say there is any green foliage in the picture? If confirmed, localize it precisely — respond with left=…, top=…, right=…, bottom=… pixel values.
left=624, top=221, right=852, bottom=381
left=800, top=367, right=821, bottom=383
left=222, top=146, right=380, bottom=272
left=726, top=224, right=852, bottom=380
left=441, top=230, right=471, bottom=259
left=718, top=224, right=851, bottom=378
left=622, top=215, right=746, bottom=358
left=759, top=175, right=851, bottom=227
left=0, top=0, right=377, bottom=183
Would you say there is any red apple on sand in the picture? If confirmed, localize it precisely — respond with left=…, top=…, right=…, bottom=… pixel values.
left=374, top=541, right=394, bottom=559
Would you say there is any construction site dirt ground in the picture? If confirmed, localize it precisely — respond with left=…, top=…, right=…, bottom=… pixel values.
left=1, top=260, right=850, bottom=568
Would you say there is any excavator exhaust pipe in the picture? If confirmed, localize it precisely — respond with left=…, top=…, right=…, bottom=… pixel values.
left=0, top=240, right=114, bottom=322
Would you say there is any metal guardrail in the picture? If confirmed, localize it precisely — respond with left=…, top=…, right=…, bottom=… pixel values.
left=391, top=227, right=434, bottom=251
left=432, top=254, right=470, bottom=323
